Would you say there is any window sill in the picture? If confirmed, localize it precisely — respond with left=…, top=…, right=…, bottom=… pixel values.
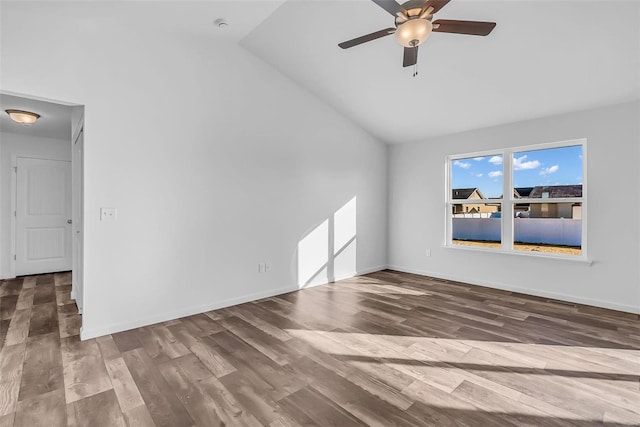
left=443, top=244, right=593, bottom=265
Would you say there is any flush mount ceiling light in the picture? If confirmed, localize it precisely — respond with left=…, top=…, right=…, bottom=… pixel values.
left=5, top=109, right=40, bottom=125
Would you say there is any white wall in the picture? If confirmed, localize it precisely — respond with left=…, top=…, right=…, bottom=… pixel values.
left=0, top=132, right=71, bottom=278
left=0, top=3, right=388, bottom=338
left=389, top=101, right=640, bottom=313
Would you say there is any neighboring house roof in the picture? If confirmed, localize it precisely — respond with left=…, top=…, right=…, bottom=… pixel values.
left=452, top=185, right=581, bottom=201
left=452, top=188, right=486, bottom=200
left=514, top=187, right=534, bottom=198
left=529, top=185, right=582, bottom=198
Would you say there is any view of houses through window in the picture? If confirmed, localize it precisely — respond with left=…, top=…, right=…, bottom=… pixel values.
left=447, top=142, right=585, bottom=257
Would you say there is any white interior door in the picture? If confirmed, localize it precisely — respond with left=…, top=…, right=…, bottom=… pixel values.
left=72, top=128, right=84, bottom=312
left=15, top=157, right=72, bottom=275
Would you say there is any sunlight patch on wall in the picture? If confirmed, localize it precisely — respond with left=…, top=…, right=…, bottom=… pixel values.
left=334, top=197, right=357, bottom=281
left=334, top=238, right=357, bottom=281
left=297, top=219, right=329, bottom=287
left=297, top=197, right=357, bottom=288
left=334, top=197, right=356, bottom=251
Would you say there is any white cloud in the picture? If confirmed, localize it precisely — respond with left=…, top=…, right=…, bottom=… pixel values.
left=488, top=156, right=502, bottom=165
left=473, top=157, right=485, bottom=161
left=513, top=155, right=541, bottom=171
left=453, top=160, right=471, bottom=169
left=540, top=165, right=559, bottom=175
left=488, top=171, right=502, bottom=178
left=476, top=173, right=483, bottom=178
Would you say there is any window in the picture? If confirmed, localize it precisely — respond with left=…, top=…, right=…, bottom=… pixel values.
left=446, top=140, right=586, bottom=259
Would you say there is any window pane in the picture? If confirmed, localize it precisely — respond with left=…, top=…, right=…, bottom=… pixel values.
left=451, top=155, right=503, bottom=199
left=452, top=203, right=501, bottom=248
left=513, top=145, right=583, bottom=199
left=514, top=202, right=582, bottom=256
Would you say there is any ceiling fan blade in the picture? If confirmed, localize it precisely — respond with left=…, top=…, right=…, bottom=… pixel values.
left=371, top=0, right=405, bottom=17
left=338, top=28, right=396, bottom=49
left=432, top=19, right=496, bottom=36
left=420, top=0, right=451, bottom=16
left=403, top=46, right=418, bottom=67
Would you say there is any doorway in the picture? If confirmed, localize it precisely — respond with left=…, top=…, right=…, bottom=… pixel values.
left=1, top=92, right=85, bottom=314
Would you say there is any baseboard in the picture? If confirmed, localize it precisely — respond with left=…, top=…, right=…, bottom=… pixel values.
left=69, top=289, right=83, bottom=314
left=357, top=265, right=389, bottom=276
left=333, top=265, right=388, bottom=282
left=80, top=265, right=388, bottom=340
left=387, top=264, right=640, bottom=315
left=0, top=274, right=16, bottom=280
left=80, top=284, right=297, bottom=340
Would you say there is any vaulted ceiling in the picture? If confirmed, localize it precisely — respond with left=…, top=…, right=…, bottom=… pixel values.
left=242, top=0, right=640, bottom=143
left=3, top=1, right=638, bottom=145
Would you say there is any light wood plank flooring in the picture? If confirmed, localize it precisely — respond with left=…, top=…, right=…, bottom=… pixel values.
left=1, top=270, right=639, bottom=426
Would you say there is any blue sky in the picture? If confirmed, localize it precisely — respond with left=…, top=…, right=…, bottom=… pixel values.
left=452, top=145, right=583, bottom=198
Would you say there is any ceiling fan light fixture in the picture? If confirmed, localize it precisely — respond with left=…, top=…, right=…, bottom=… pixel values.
left=395, top=18, right=432, bottom=47
left=5, top=109, right=40, bottom=125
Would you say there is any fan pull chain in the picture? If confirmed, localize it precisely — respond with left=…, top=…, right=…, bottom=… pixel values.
left=413, top=63, right=418, bottom=77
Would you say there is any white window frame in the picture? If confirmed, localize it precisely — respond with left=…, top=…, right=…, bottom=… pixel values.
left=445, top=138, right=587, bottom=261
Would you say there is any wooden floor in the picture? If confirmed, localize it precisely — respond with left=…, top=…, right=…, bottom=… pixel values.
left=0, top=271, right=639, bottom=426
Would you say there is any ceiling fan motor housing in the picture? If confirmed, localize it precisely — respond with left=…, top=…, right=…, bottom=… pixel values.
left=393, top=0, right=435, bottom=47
left=400, top=0, right=430, bottom=13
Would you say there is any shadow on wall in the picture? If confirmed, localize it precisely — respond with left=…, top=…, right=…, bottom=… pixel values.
left=297, top=197, right=357, bottom=289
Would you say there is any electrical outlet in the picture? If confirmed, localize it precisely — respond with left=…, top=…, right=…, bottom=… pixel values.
left=258, top=263, right=263, bottom=273
left=264, top=262, right=272, bottom=272
left=100, top=208, right=117, bottom=221
left=425, top=249, right=431, bottom=257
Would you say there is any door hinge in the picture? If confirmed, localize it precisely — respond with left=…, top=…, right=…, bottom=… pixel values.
left=13, top=166, right=17, bottom=173
left=13, top=255, right=16, bottom=260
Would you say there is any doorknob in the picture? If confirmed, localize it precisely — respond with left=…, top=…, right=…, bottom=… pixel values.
left=67, top=219, right=73, bottom=224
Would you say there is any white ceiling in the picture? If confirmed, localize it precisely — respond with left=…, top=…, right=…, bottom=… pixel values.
left=242, top=0, right=640, bottom=143
left=3, top=1, right=638, bottom=145
left=24, top=0, right=286, bottom=43
left=0, top=1, right=285, bottom=142
left=0, top=94, right=73, bottom=141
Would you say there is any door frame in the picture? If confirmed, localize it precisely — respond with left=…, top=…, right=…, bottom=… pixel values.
left=71, top=114, right=84, bottom=313
left=9, top=154, right=17, bottom=279
left=9, top=154, right=66, bottom=278
left=11, top=156, right=73, bottom=277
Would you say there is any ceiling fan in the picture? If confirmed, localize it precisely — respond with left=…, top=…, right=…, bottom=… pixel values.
left=338, top=0, right=496, bottom=75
